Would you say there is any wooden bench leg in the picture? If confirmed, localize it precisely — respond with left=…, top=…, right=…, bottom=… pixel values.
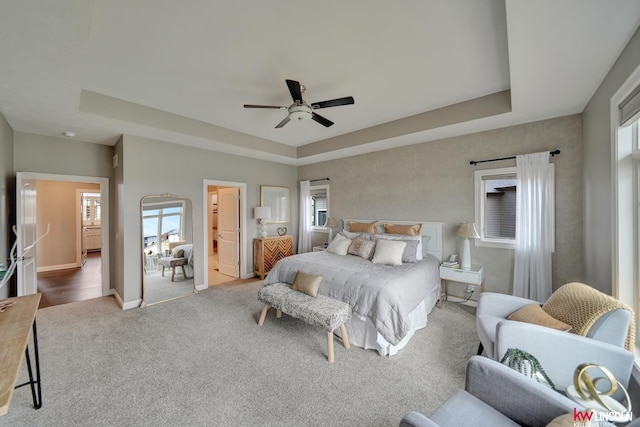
left=171, top=266, right=177, bottom=282
left=258, top=304, right=269, bottom=326
left=327, top=331, right=334, bottom=363
left=181, top=265, right=187, bottom=279
left=161, top=266, right=166, bottom=277
left=339, top=324, right=351, bottom=349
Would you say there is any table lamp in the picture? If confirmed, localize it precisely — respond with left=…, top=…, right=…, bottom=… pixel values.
left=323, top=216, right=339, bottom=244
left=456, top=222, right=480, bottom=270
left=254, top=206, right=271, bottom=238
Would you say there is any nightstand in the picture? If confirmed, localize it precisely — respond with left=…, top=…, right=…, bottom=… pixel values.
left=440, top=264, right=484, bottom=307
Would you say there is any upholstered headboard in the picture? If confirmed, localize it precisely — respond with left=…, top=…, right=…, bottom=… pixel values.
left=342, top=219, right=443, bottom=262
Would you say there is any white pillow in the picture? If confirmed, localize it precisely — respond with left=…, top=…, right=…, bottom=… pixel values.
left=339, top=230, right=361, bottom=239
left=372, top=239, right=406, bottom=266
left=326, top=234, right=352, bottom=255
left=375, top=234, right=423, bottom=260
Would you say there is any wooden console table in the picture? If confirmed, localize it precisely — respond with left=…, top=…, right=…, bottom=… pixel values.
left=0, top=293, right=42, bottom=416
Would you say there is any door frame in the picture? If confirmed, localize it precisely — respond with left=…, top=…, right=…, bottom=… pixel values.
left=17, top=172, right=110, bottom=297
left=202, top=179, right=248, bottom=288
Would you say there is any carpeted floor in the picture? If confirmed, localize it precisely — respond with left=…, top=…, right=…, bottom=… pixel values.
left=1, top=280, right=478, bottom=427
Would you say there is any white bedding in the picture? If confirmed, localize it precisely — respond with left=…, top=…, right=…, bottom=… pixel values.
left=263, top=251, right=441, bottom=355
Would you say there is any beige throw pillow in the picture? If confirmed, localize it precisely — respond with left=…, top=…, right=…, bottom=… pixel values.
left=173, top=249, right=184, bottom=258
left=291, top=271, right=322, bottom=297
left=383, top=223, right=423, bottom=236
left=507, top=304, right=572, bottom=332
left=348, top=221, right=378, bottom=234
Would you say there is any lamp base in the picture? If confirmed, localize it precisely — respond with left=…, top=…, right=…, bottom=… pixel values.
left=259, top=220, right=267, bottom=238
left=461, top=238, right=472, bottom=270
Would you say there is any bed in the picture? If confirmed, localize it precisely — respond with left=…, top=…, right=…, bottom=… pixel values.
left=263, top=220, right=443, bottom=356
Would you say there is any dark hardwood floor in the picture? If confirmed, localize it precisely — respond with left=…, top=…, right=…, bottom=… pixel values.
left=37, top=251, right=103, bottom=308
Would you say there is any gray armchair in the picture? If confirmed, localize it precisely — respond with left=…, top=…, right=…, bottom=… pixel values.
left=399, top=356, right=580, bottom=427
left=476, top=284, right=634, bottom=403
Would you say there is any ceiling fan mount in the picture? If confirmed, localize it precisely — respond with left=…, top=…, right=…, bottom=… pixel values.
left=244, top=79, right=354, bottom=129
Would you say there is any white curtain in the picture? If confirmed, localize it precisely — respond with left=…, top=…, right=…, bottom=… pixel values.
left=297, top=180, right=312, bottom=253
left=513, top=152, right=553, bottom=302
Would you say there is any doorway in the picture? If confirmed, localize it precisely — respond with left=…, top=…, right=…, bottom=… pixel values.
left=16, top=172, right=110, bottom=306
left=203, top=180, right=248, bottom=287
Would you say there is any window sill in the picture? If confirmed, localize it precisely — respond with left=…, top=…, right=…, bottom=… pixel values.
left=311, top=227, right=328, bottom=233
left=476, top=239, right=515, bottom=250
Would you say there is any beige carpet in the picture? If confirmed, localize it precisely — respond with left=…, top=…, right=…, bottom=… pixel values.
left=2, top=280, right=478, bottom=426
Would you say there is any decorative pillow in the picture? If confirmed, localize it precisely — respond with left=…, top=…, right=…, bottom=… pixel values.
left=400, top=240, right=419, bottom=263
left=383, top=223, right=423, bottom=236
left=347, top=237, right=377, bottom=260
left=339, top=230, right=361, bottom=240
left=348, top=221, right=379, bottom=234
left=291, top=271, right=322, bottom=297
left=326, top=234, right=352, bottom=255
left=374, top=234, right=423, bottom=261
left=371, top=239, right=406, bottom=266
left=172, top=249, right=184, bottom=258
left=507, top=304, right=572, bottom=332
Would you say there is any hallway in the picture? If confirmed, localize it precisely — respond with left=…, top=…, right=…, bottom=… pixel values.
left=37, top=252, right=102, bottom=308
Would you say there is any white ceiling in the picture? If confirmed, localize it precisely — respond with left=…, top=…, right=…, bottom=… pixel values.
left=1, top=0, right=639, bottom=165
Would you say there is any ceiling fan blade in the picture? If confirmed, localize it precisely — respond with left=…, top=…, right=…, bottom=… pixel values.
left=243, top=104, right=287, bottom=109
left=311, top=96, right=355, bottom=109
left=275, top=116, right=291, bottom=128
left=285, top=79, right=303, bottom=103
left=311, top=112, right=334, bottom=127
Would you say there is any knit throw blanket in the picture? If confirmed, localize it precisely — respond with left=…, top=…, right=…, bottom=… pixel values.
left=542, top=282, right=635, bottom=353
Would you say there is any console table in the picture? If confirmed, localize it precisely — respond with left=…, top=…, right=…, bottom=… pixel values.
left=0, top=293, right=42, bottom=416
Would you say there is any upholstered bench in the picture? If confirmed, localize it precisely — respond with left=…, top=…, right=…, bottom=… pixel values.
left=257, top=282, right=352, bottom=363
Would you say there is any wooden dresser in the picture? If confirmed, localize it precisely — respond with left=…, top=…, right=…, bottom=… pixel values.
left=254, top=235, right=293, bottom=279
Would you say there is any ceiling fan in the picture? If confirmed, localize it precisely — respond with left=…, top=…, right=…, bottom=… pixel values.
left=244, top=79, right=354, bottom=128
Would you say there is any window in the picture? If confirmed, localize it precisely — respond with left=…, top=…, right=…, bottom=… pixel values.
left=310, top=184, right=329, bottom=231
left=474, top=165, right=554, bottom=250
left=82, top=193, right=101, bottom=225
left=612, top=66, right=640, bottom=355
left=142, top=201, right=185, bottom=256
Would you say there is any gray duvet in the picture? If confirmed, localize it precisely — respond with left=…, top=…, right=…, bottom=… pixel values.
left=263, top=251, right=440, bottom=345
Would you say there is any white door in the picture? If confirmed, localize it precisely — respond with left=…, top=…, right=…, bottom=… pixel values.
left=217, top=187, right=239, bottom=277
left=16, top=173, right=38, bottom=295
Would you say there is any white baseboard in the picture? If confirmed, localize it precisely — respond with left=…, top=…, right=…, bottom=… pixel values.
left=37, top=263, right=78, bottom=272
left=196, top=283, right=208, bottom=291
left=112, top=289, right=141, bottom=310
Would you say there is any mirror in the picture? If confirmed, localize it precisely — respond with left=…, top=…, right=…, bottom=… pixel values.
left=260, top=185, right=290, bottom=223
left=140, top=194, right=196, bottom=306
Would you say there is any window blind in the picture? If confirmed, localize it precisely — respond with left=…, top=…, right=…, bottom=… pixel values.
left=620, top=83, right=640, bottom=126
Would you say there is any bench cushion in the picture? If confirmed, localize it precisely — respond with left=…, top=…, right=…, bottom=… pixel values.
left=258, top=283, right=351, bottom=332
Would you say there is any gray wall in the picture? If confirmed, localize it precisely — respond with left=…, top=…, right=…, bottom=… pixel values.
left=0, top=112, right=14, bottom=298
left=118, top=135, right=298, bottom=304
left=299, top=114, right=584, bottom=295
left=583, top=25, right=640, bottom=295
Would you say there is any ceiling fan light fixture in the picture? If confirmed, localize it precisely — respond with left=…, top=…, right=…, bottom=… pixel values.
left=288, top=104, right=312, bottom=121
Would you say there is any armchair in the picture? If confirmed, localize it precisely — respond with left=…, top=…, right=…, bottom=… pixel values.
left=399, top=356, right=580, bottom=427
left=476, top=283, right=634, bottom=403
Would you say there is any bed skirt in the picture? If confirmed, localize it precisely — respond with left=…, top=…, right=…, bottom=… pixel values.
left=334, top=284, right=440, bottom=356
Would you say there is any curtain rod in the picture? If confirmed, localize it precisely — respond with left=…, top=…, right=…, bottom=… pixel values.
left=469, top=150, right=561, bottom=166
left=310, top=177, right=330, bottom=183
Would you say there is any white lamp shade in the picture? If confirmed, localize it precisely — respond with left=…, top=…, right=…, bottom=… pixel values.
left=456, top=222, right=480, bottom=239
left=254, top=206, right=271, bottom=220
left=323, top=217, right=339, bottom=228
